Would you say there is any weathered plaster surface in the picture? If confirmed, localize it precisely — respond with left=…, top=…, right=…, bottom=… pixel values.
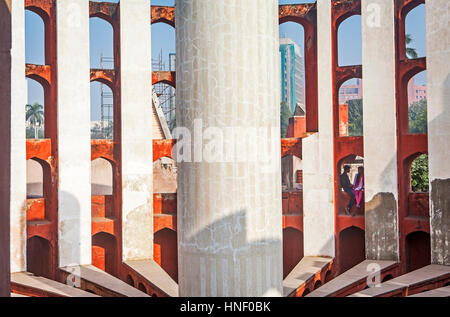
left=57, top=0, right=92, bottom=267
left=303, top=0, right=335, bottom=258
left=120, top=0, right=153, bottom=261
left=426, top=0, right=450, bottom=266
left=365, top=193, right=399, bottom=261
left=362, top=0, right=399, bottom=261
left=176, top=0, right=283, bottom=297
left=10, top=0, right=27, bottom=274
left=0, top=0, right=12, bottom=298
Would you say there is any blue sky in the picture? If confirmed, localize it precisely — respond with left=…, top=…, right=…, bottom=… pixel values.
left=25, top=0, right=426, bottom=121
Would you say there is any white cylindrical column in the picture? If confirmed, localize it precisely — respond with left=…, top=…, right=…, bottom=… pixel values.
left=426, top=0, right=449, bottom=266
left=10, top=0, right=27, bottom=274
left=56, top=0, right=92, bottom=267
left=176, top=0, right=283, bottom=297
left=361, top=0, right=399, bottom=261
left=120, top=0, right=153, bottom=262
left=302, top=0, right=335, bottom=259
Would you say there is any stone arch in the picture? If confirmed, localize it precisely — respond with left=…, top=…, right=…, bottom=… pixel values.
left=282, top=227, right=304, bottom=279
left=126, top=275, right=134, bottom=287
left=406, top=231, right=431, bottom=273
left=91, top=158, right=113, bottom=196
left=92, top=232, right=117, bottom=276
left=338, top=226, right=365, bottom=274
left=27, top=236, right=52, bottom=279
left=337, top=15, right=362, bottom=67
left=337, top=154, right=365, bottom=216
left=138, top=283, right=147, bottom=294
left=154, top=228, right=178, bottom=282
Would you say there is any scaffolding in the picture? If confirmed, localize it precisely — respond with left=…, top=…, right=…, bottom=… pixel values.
left=152, top=50, right=176, bottom=130
left=100, top=54, right=114, bottom=139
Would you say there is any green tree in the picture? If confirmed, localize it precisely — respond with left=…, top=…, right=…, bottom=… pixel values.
left=26, top=102, right=44, bottom=139
left=406, top=34, right=418, bottom=59
left=347, top=99, right=363, bottom=137
left=280, top=101, right=293, bottom=138
left=409, top=99, right=427, bottom=134
left=411, top=154, right=429, bottom=193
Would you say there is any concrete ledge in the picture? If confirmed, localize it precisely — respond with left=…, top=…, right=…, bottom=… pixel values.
left=307, top=260, right=397, bottom=297
left=283, top=256, right=332, bottom=297
left=408, top=285, right=450, bottom=297
left=124, top=260, right=178, bottom=297
left=11, top=272, right=99, bottom=297
left=11, top=293, right=28, bottom=297
left=349, top=264, right=450, bottom=297
left=60, top=265, right=149, bottom=297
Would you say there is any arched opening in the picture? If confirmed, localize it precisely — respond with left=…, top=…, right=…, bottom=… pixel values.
left=338, top=15, right=362, bottom=67
left=407, top=154, right=429, bottom=218
left=27, top=236, right=52, bottom=279
left=338, top=79, right=363, bottom=137
left=25, top=10, right=45, bottom=65
left=382, top=275, right=394, bottom=283
left=154, top=82, right=176, bottom=134
left=314, top=280, right=322, bottom=290
left=91, top=158, right=113, bottom=196
left=92, top=232, right=117, bottom=276
left=26, top=79, right=45, bottom=139
left=283, top=228, right=304, bottom=278
left=325, top=271, right=333, bottom=283
left=408, top=71, right=427, bottom=135
left=338, top=226, right=365, bottom=274
left=138, top=283, right=147, bottom=294
left=154, top=228, right=178, bottom=282
left=338, top=155, right=365, bottom=216
left=126, top=275, right=134, bottom=287
left=27, top=159, right=44, bottom=199
left=91, top=82, right=114, bottom=140
left=302, top=288, right=310, bottom=297
left=153, top=157, right=177, bottom=194
left=89, top=17, right=114, bottom=69
left=281, top=155, right=303, bottom=193
left=406, top=231, right=431, bottom=273
left=405, top=4, right=426, bottom=60
left=279, top=22, right=306, bottom=136
left=152, top=20, right=176, bottom=131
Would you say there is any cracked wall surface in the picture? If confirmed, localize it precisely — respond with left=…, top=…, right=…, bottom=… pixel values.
left=362, top=0, right=400, bottom=261
left=176, top=0, right=283, bottom=297
left=426, top=0, right=450, bottom=266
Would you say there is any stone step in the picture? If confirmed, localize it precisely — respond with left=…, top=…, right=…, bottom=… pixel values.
left=60, top=265, right=150, bottom=297
left=283, top=256, right=332, bottom=297
left=349, top=264, right=450, bottom=297
left=11, top=272, right=99, bottom=297
left=306, top=260, right=397, bottom=297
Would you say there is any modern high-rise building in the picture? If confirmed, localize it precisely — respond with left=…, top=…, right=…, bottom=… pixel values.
left=280, top=38, right=305, bottom=113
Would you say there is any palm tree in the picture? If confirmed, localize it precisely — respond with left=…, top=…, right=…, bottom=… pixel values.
left=405, top=34, right=418, bottom=59
left=26, top=103, right=44, bottom=139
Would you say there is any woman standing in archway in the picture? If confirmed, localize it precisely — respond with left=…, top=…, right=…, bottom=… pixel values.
left=353, top=167, right=364, bottom=209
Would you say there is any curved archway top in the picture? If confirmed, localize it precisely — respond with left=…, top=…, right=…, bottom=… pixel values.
left=400, top=58, right=426, bottom=84
left=26, top=139, right=52, bottom=162
left=339, top=223, right=365, bottom=235
left=279, top=3, right=316, bottom=27
left=90, top=69, right=116, bottom=90
left=89, top=1, right=118, bottom=27
left=332, top=0, right=361, bottom=29
left=281, top=138, right=303, bottom=160
left=336, top=66, right=362, bottom=89
left=91, top=140, right=115, bottom=163
left=25, top=0, right=52, bottom=22
left=26, top=64, right=52, bottom=88
left=151, top=6, right=175, bottom=28
left=152, top=71, right=176, bottom=88
left=399, top=0, right=426, bottom=20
